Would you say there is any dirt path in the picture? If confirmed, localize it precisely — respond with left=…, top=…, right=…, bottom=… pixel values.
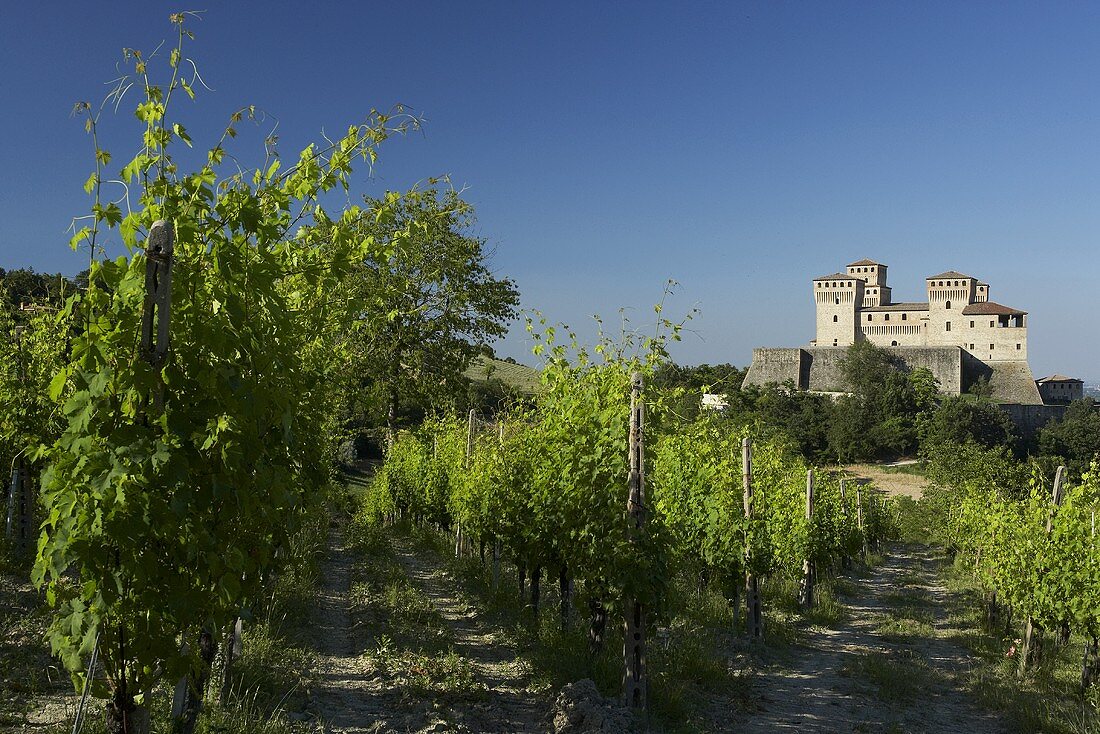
left=310, top=527, right=548, bottom=734
left=388, top=536, right=548, bottom=733
left=310, top=527, right=396, bottom=734
left=843, top=464, right=928, bottom=499
left=738, top=544, right=1007, bottom=734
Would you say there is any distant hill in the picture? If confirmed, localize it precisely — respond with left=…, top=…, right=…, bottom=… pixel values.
left=463, top=355, right=542, bottom=395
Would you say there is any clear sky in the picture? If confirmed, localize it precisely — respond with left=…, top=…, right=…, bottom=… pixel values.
left=1, top=1, right=1098, bottom=380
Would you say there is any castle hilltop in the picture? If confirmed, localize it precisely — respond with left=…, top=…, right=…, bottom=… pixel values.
left=743, top=258, right=1047, bottom=410
left=810, top=259, right=1027, bottom=359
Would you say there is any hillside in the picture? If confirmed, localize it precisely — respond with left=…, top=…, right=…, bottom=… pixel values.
left=463, top=355, right=542, bottom=394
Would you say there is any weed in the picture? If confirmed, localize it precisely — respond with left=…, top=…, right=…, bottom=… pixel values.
left=839, top=649, right=934, bottom=703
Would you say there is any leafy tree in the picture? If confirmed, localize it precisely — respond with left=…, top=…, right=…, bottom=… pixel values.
left=0, top=268, right=79, bottom=308
left=750, top=382, right=834, bottom=462
left=920, top=395, right=1016, bottom=450
left=828, top=341, right=925, bottom=461
left=347, top=185, right=520, bottom=435
left=1037, top=398, right=1100, bottom=477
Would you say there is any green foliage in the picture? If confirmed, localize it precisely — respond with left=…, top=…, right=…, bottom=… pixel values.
left=33, top=17, right=416, bottom=715
left=1038, top=398, right=1100, bottom=478
left=921, top=395, right=1016, bottom=450
left=345, top=185, right=520, bottom=433
left=921, top=438, right=1100, bottom=691
left=0, top=268, right=81, bottom=308
left=828, top=341, right=937, bottom=461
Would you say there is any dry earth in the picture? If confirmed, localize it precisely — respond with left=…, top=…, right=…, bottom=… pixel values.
left=310, top=528, right=549, bottom=734
left=843, top=462, right=929, bottom=499
left=736, top=543, right=1007, bottom=734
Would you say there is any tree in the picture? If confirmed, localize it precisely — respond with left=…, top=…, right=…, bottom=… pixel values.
left=0, top=268, right=79, bottom=308
left=349, top=185, right=520, bottom=435
left=921, top=395, right=1016, bottom=450
left=828, top=341, right=926, bottom=461
left=1037, top=398, right=1100, bottom=477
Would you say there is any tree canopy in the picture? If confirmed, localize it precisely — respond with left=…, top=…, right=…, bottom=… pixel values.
left=347, top=185, right=520, bottom=434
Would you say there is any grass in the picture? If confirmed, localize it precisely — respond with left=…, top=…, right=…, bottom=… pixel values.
left=937, top=554, right=1100, bottom=733
left=380, top=520, right=761, bottom=732
left=463, top=355, right=542, bottom=394
left=839, top=649, right=935, bottom=703
left=767, top=573, right=851, bottom=631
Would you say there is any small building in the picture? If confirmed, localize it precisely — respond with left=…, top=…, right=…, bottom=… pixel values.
left=1036, top=375, right=1084, bottom=405
left=701, top=393, right=729, bottom=411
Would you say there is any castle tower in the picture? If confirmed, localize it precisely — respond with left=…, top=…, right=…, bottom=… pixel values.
left=813, top=273, right=864, bottom=347
left=925, top=271, right=976, bottom=347
left=847, top=258, right=892, bottom=307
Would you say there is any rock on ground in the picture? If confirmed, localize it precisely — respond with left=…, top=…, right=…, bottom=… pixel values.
left=552, top=679, right=633, bottom=734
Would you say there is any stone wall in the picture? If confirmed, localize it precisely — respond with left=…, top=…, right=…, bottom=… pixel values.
left=742, top=347, right=807, bottom=389
left=743, top=345, right=964, bottom=395
left=999, top=404, right=1067, bottom=440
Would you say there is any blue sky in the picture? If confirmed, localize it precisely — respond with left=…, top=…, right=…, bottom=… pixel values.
left=1, top=1, right=1098, bottom=380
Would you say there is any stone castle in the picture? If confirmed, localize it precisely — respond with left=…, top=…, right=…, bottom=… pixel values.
left=743, top=258, right=1046, bottom=407
left=811, top=259, right=1027, bottom=360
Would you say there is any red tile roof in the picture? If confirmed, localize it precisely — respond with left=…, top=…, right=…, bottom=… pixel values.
left=961, top=301, right=1026, bottom=316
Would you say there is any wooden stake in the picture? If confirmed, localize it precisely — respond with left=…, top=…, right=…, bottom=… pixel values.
left=1019, top=465, right=1065, bottom=679
left=856, top=486, right=867, bottom=559
left=839, top=479, right=851, bottom=570
left=623, top=372, right=647, bottom=710
left=492, top=538, right=501, bottom=590
left=799, top=469, right=815, bottom=610
left=743, top=437, right=763, bottom=640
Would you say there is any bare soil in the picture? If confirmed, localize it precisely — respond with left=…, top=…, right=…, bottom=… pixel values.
left=736, top=543, right=1007, bottom=734
left=309, top=527, right=549, bottom=734
left=843, top=463, right=929, bottom=499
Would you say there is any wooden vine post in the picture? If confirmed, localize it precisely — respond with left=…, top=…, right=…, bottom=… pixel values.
left=135, top=220, right=194, bottom=734
left=743, top=437, right=763, bottom=640
left=5, top=325, right=31, bottom=557
left=623, top=372, right=647, bottom=710
left=839, top=479, right=851, bottom=570
left=1018, top=465, right=1065, bottom=679
left=456, top=408, right=475, bottom=557
left=856, top=485, right=867, bottom=559
left=492, top=421, right=503, bottom=590
left=799, top=469, right=815, bottom=610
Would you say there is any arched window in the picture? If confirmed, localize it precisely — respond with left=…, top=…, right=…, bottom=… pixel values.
left=891, top=340, right=898, bottom=346
left=945, top=300, right=952, bottom=309
left=833, top=315, right=838, bottom=322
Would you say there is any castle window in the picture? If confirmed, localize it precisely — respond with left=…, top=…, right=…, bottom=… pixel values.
left=969, top=343, right=975, bottom=349
left=970, top=320, right=975, bottom=328
left=891, top=340, right=898, bottom=346
left=1016, top=344, right=1021, bottom=350
left=990, top=344, right=995, bottom=350
left=946, top=321, right=951, bottom=331
left=885, top=314, right=890, bottom=321
left=833, top=340, right=838, bottom=346
left=867, top=314, right=872, bottom=321
left=945, top=300, right=952, bottom=309
left=901, top=314, right=907, bottom=321
left=833, top=315, right=838, bottom=322
left=990, top=320, right=995, bottom=327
